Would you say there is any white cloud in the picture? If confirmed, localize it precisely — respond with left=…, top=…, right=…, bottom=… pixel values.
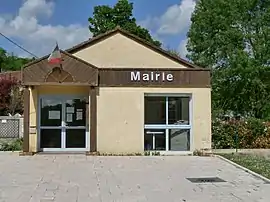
left=157, top=0, right=196, bottom=35
left=18, top=0, right=54, bottom=19
left=140, top=0, right=196, bottom=36
left=139, top=0, right=196, bottom=59
left=178, top=38, right=189, bottom=58
left=0, top=0, right=91, bottom=57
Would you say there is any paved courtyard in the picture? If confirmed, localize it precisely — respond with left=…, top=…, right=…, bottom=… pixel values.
left=0, top=153, right=269, bottom=202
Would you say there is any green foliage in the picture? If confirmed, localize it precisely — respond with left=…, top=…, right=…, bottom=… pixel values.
left=187, top=0, right=270, bottom=119
left=187, top=0, right=270, bottom=68
left=88, top=0, right=161, bottom=47
left=0, top=47, right=32, bottom=71
left=212, top=119, right=237, bottom=149
left=211, top=64, right=270, bottom=119
left=5, top=54, right=33, bottom=71
left=0, top=138, right=23, bottom=151
left=212, top=118, right=270, bottom=149
left=247, top=117, right=266, bottom=137
left=166, top=48, right=181, bottom=57
left=0, top=48, right=8, bottom=71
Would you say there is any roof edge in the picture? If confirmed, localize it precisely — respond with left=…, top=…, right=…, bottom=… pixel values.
left=65, top=27, right=120, bottom=53
left=66, top=27, right=204, bottom=69
left=99, top=67, right=210, bottom=71
left=22, top=50, right=99, bottom=70
left=22, top=26, right=205, bottom=70
left=61, top=50, right=99, bottom=70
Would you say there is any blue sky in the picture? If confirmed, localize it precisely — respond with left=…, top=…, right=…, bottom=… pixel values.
left=0, top=0, right=196, bottom=58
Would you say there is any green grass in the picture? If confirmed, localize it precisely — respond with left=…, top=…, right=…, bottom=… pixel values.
left=220, top=153, right=270, bottom=180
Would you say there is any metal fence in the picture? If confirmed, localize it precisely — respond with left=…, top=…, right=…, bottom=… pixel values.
left=0, top=116, right=23, bottom=139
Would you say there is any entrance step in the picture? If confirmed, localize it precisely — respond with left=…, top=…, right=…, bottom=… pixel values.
left=36, top=151, right=86, bottom=155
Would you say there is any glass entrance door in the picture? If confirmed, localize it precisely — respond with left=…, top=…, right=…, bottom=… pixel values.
left=39, top=96, right=88, bottom=151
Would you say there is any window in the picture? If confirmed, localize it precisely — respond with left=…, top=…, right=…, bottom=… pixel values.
left=145, top=97, right=166, bottom=124
left=144, top=129, right=166, bottom=151
left=144, top=95, right=191, bottom=151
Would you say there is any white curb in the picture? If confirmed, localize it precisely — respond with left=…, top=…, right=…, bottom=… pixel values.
left=215, top=155, right=270, bottom=184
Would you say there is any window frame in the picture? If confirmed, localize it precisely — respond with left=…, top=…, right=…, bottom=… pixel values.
left=144, top=93, right=192, bottom=152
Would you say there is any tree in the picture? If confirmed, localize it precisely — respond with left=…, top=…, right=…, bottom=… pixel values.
left=8, top=83, right=23, bottom=115
left=0, top=78, right=22, bottom=115
left=187, top=0, right=270, bottom=68
left=88, top=0, right=162, bottom=47
left=5, top=54, right=33, bottom=71
left=187, top=0, right=270, bottom=119
left=0, top=48, right=8, bottom=72
left=166, top=48, right=181, bottom=58
left=0, top=47, right=33, bottom=72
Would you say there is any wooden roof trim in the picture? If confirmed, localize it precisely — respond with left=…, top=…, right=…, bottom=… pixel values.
left=23, top=82, right=96, bottom=86
left=66, top=27, right=203, bottom=69
left=99, top=67, right=210, bottom=71
left=22, top=50, right=99, bottom=70
left=0, top=70, right=22, bottom=81
left=0, top=70, right=21, bottom=74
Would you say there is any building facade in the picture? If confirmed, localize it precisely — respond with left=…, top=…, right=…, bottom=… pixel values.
left=22, top=28, right=211, bottom=155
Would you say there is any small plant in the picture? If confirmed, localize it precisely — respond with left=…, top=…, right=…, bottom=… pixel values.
left=193, top=149, right=203, bottom=156
left=92, top=152, right=142, bottom=156
left=144, top=151, right=160, bottom=156
left=0, top=138, right=23, bottom=151
left=151, top=151, right=160, bottom=156
left=193, top=149, right=213, bottom=156
left=144, top=151, right=151, bottom=156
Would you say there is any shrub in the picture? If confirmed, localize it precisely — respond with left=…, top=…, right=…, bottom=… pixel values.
left=212, top=118, right=270, bottom=149
left=252, top=136, right=270, bottom=148
left=0, top=78, right=21, bottom=116
left=247, top=118, right=267, bottom=137
left=212, top=119, right=237, bottom=149
left=0, top=138, right=23, bottom=151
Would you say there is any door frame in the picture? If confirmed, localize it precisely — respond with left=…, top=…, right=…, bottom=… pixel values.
left=37, top=94, right=90, bottom=152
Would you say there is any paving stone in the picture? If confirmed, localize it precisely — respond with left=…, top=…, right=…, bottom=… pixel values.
left=0, top=155, right=269, bottom=202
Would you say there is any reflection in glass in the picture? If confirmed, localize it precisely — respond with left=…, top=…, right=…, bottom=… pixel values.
left=65, top=98, right=86, bottom=126
left=144, top=129, right=166, bottom=151
left=144, top=133, right=153, bottom=150
left=41, top=98, right=62, bottom=126
left=155, top=134, right=166, bottom=150
left=169, top=129, right=190, bottom=151
left=168, top=97, right=189, bottom=125
left=40, top=129, right=61, bottom=148
left=144, top=97, right=166, bottom=124
left=66, top=129, right=86, bottom=148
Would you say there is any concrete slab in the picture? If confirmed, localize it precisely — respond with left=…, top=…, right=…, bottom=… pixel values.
left=0, top=155, right=269, bottom=202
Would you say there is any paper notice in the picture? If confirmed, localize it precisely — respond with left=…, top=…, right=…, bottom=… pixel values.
left=76, top=111, right=83, bottom=120
left=66, top=113, right=73, bottom=122
left=48, top=111, right=60, bottom=120
left=66, top=107, right=74, bottom=113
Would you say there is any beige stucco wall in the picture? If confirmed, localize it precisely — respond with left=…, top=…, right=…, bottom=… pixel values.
left=97, top=87, right=211, bottom=154
left=29, top=87, right=38, bottom=152
left=29, top=85, right=211, bottom=153
left=73, top=33, right=186, bottom=69
left=28, top=85, right=89, bottom=152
